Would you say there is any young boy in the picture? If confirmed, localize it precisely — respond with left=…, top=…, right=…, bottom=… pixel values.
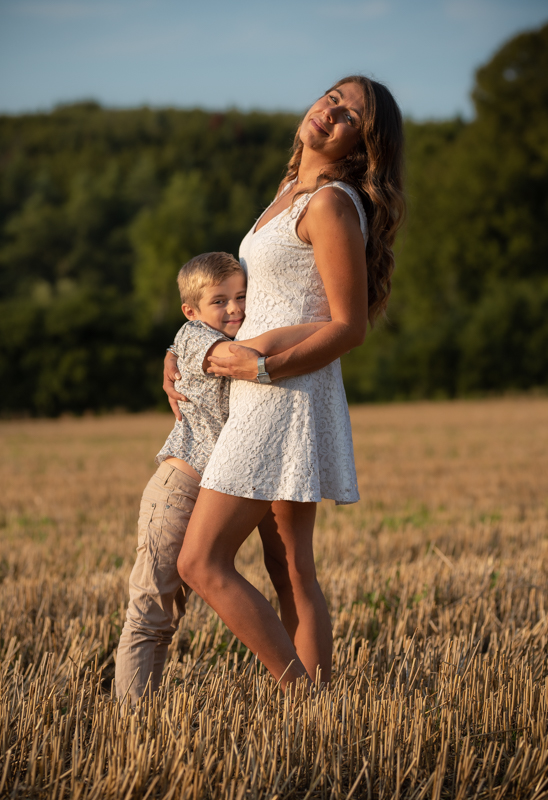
left=115, top=251, right=326, bottom=704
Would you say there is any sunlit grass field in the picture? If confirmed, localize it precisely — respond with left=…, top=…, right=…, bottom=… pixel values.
left=1, top=398, right=548, bottom=799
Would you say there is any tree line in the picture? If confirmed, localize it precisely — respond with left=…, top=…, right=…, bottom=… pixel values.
left=1, top=23, right=547, bottom=415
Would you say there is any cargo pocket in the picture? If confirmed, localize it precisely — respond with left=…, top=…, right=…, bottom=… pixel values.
left=136, top=498, right=157, bottom=550
left=156, top=492, right=195, bottom=574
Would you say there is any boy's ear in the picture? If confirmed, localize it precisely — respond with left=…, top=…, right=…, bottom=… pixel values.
left=182, top=303, right=198, bottom=320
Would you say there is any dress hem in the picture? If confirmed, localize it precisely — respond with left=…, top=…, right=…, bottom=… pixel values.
left=199, top=479, right=359, bottom=506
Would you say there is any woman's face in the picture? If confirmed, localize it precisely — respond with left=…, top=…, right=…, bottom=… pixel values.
left=300, top=82, right=365, bottom=162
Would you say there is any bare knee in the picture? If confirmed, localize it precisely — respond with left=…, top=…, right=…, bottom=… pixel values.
left=178, top=552, right=232, bottom=603
left=177, top=552, right=204, bottom=594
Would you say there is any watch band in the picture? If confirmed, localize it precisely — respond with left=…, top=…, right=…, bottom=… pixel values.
left=256, top=356, right=272, bottom=384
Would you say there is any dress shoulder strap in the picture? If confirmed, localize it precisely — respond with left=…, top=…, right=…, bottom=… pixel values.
left=314, top=181, right=368, bottom=245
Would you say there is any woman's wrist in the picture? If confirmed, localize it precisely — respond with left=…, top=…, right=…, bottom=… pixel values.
left=263, top=353, right=284, bottom=381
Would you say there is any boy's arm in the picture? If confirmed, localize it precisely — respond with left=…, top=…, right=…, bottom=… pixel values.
left=202, top=322, right=328, bottom=370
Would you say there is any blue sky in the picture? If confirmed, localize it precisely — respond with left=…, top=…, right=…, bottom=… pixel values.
left=1, top=0, right=546, bottom=120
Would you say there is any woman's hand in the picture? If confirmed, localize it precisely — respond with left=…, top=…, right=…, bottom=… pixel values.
left=207, top=343, right=261, bottom=381
left=163, top=351, right=188, bottom=421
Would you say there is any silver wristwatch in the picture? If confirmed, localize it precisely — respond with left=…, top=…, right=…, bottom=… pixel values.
left=256, top=356, right=272, bottom=384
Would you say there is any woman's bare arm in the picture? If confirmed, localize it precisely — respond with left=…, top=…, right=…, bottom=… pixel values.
left=201, top=321, right=328, bottom=370
left=207, top=187, right=367, bottom=382
left=163, top=322, right=328, bottom=419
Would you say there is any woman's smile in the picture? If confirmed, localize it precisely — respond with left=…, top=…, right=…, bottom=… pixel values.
left=311, top=118, right=329, bottom=135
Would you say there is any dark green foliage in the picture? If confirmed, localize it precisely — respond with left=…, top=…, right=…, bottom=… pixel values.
left=0, top=105, right=295, bottom=414
left=0, top=285, right=163, bottom=416
left=1, top=23, right=547, bottom=414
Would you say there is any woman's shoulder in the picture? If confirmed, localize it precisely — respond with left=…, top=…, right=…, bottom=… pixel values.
left=310, top=181, right=357, bottom=206
left=306, top=182, right=361, bottom=223
left=307, top=182, right=368, bottom=239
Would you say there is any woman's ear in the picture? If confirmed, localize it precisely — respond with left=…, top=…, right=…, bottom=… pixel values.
left=182, top=303, right=197, bottom=320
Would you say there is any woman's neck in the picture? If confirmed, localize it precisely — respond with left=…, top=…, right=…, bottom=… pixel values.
left=296, top=148, right=333, bottom=187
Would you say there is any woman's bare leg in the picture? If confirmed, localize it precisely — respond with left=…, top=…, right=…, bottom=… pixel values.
left=258, top=501, right=332, bottom=684
left=177, top=489, right=311, bottom=690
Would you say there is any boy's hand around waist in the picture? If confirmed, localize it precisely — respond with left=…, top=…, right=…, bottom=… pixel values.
left=164, top=351, right=189, bottom=421
left=207, top=343, right=262, bottom=382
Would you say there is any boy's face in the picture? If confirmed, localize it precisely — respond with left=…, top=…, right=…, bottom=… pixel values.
left=182, top=272, right=246, bottom=338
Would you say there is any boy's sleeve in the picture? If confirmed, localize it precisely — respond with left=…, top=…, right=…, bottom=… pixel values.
left=171, top=324, right=188, bottom=357
left=184, top=323, right=230, bottom=377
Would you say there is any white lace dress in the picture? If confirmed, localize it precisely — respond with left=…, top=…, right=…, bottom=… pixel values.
left=200, top=181, right=368, bottom=505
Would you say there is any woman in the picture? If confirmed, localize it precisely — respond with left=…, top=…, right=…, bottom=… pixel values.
left=164, top=76, right=405, bottom=690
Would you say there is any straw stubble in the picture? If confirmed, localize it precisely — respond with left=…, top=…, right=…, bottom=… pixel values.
left=1, top=398, right=547, bottom=798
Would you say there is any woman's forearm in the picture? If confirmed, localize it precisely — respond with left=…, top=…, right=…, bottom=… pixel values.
left=240, top=322, right=328, bottom=356
left=205, top=322, right=328, bottom=363
left=265, top=320, right=365, bottom=380
left=206, top=320, right=365, bottom=382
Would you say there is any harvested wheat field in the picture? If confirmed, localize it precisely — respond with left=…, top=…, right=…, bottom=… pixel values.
left=1, top=397, right=548, bottom=799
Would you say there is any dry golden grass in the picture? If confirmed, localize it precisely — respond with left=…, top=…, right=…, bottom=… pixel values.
left=1, top=398, right=548, bottom=799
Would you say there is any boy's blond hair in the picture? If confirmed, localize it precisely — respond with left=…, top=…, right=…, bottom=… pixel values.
left=177, top=252, right=244, bottom=308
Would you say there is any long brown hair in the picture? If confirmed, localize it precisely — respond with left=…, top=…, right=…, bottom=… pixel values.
left=283, top=75, right=405, bottom=325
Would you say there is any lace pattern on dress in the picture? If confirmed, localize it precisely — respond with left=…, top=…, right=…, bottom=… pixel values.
left=201, top=181, right=366, bottom=504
